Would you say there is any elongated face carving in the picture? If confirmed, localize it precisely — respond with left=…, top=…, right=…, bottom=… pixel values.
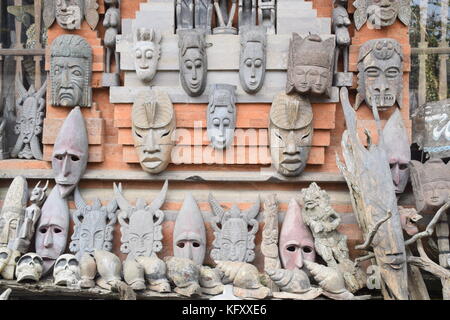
left=55, top=0, right=83, bottom=29
left=173, top=194, right=206, bottom=265
left=52, top=107, right=88, bottom=198
left=356, top=38, right=403, bottom=111
left=279, top=198, right=315, bottom=270
left=178, top=30, right=208, bottom=96
left=239, top=26, right=266, bottom=94
left=353, top=0, right=410, bottom=30
left=287, top=34, right=335, bottom=97
left=134, top=28, right=162, bottom=83
left=207, top=84, right=237, bottom=149
left=51, top=34, right=92, bottom=107
left=132, top=90, right=176, bottom=174
left=209, top=194, right=260, bottom=263
left=269, top=93, right=313, bottom=176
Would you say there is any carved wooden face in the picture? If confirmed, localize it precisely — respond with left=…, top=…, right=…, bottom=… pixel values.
left=292, top=66, right=330, bottom=96
left=52, top=57, right=86, bottom=107
left=17, top=96, right=42, bottom=143
left=125, top=210, right=155, bottom=259
left=134, top=41, right=160, bottom=83
left=389, top=158, right=409, bottom=193
left=240, top=41, right=265, bottom=93
left=78, top=211, right=108, bottom=255
left=207, top=105, right=236, bottom=149
left=220, top=218, right=248, bottom=262
left=367, top=0, right=400, bottom=27
left=180, top=48, right=207, bottom=96
left=0, top=211, right=20, bottom=248
left=55, top=0, right=83, bottom=29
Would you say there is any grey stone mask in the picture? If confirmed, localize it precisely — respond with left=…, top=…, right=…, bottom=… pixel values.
left=353, top=0, right=410, bottom=30
left=134, top=28, right=162, bottom=83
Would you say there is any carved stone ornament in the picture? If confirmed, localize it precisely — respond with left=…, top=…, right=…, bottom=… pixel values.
left=123, top=258, right=146, bottom=291
left=336, top=87, right=408, bottom=300
left=178, top=29, right=209, bottom=97
left=258, top=0, right=275, bottom=34
left=0, top=176, right=28, bottom=250
left=173, top=194, right=206, bottom=265
left=409, top=159, right=450, bottom=215
left=212, top=0, right=238, bottom=34
left=50, top=35, right=92, bottom=107
left=239, top=26, right=267, bottom=94
left=12, top=78, right=47, bottom=160
left=176, top=0, right=213, bottom=33
left=0, top=249, right=21, bottom=280
left=412, top=99, right=450, bottom=159
left=13, top=180, right=49, bottom=254
left=102, top=0, right=121, bottom=87
left=135, top=255, right=171, bottom=293
left=53, top=254, right=81, bottom=286
left=215, top=260, right=272, bottom=299
left=261, top=194, right=281, bottom=273
left=70, top=188, right=118, bottom=259
left=43, top=0, right=99, bottom=30
left=114, top=180, right=168, bottom=260
left=93, top=250, right=122, bottom=290
left=133, top=28, right=161, bottom=84
left=165, top=256, right=202, bottom=297
left=238, top=0, right=256, bottom=29
left=383, top=109, right=411, bottom=194
left=355, top=38, right=403, bottom=111
left=353, top=0, right=410, bottom=30
left=286, top=33, right=335, bottom=97
left=209, top=193, right=260, bottom=263
left=207, top=84, right=237, bottom=149
left=35, top=187, right=70, bottom=275
left=299, top=183, right=366, bottom=292
left=15, top=253, right=44, bottom=283
left=199, top=266, right=224, bottom=295
left=79, top=252, right=96, bottom=288
left=269, top=92, right=313, bottom=177
left=132, top=90, right=176, bottom=174
left=266, top=268, right=323, bottom=300
left=52, top=107, right=89, bottom=199
left=279, top=198, right=315, bottom=270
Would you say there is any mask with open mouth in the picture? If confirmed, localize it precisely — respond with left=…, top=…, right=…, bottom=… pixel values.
left=353, top=0, right=410, bottom=30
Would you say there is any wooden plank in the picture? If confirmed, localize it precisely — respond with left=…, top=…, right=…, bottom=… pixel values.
left=43, top=118, right=105, bottom=145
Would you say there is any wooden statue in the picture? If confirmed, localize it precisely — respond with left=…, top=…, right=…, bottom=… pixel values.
left=102, top=0, right=121, bottom=87
left=331, top=5, right=352, bottom=87
left=353, top=0, right=410, bottom=30
left=43, top=0, right=99, bottom=30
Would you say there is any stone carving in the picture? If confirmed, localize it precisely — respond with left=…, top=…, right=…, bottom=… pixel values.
left=299, top=183, right=366, bottom=293
left=209, top=193, right=260, bottom=262
left=199, top=266, right=224, bottom=295
left=178, top=29, right=209, bottom=97
left=0, top=176, right=28, bottom=250
left=14, top=181, right=49, bottom=254
left=79, top=253, right=96, bottom=288
left=195, top=0, right=214, bottom=32
left=123, top=259, right=146, bottom=291
left=355, top=38, right=403, bottom=111
left=176, top=0, right=194, bottom=31
left=135, top=256, right=171, bottom=292
left=0, top=249, right=21, bottom=280
left=261, top=194, right=281, bottom=273
left=336, top=87, right=408, bottom=300
left=133, top=28, right=161, bottom=84
left=215, top=260, right=271, bottom=299
left=287, top=33, right=335, bottom=97
left=165, top=256, right=202, bottom=297
left=239, top=26, right=266, bottom=94
left=176, top=0, right=213, bottom=33
left=0, top=112, right=8, bottom=159
left=409, top=159, right=450, bottom=215
left=353, top=0, right=410, bottom=30
left=15, top=253, right=44, bottom=283
left=269, top=92, right=313, bottom=177
left=35, top=187, right=70, bottom=275
left=279, top=198, right=315, bottom=270
left=383, top=109, right=411, bottom=194
left=114, top=180, right=168, bottom=260
left=132, top=90, right=176, bottom=174
left=94, top=250, right=122, bottom=290
left=213, top=0, right=237, bottom=34
left=258, top=0, right=275, bottom=34
left=238, top=0, right=256, bottom=29
left=70, top=188, right=118, bottom=259
left=53, top=254, right=80, bottom=286
left=102, top=0, right=121, bottom=87
left=12, top=79, right=47, bottom=160
left=173, top=194, right=206, bottom=265
left=266, top=268, right=323, bottom=300
left=412, top=99, right=450, bottom=159
left=331, top=5, right=352, bottom=87
left=50, top=35, right=92, bottom=107
left=207, top=84, right=237, bottom=149
left=52, top=107, right=89, bottom=199
left=43, top=0, right=99, bottom=30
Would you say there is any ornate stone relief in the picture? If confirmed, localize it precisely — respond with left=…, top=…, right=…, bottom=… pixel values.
left=50, top=35, right=92, bottom=107
left=355, top=38, right=403, bottom=111
left=269, top=92, right=313, bottom=177
left=70, top=188, right=118, bottom=259
left=287, top=33, right=335, bottom=97
left=12, top=79, right=47, bottom=160
left=178, top=29, right=209, bottom=97
left=102, top=0, right=121, bottom=87
left=35, top=187, right=70, bottom=275
left=353, top=0, right=410, bottom=30
left=15, top=253, right=44, bottom=283
left=239, top=26, right=267, bottom=94
left=331, top=5, right=352, bottom=87
left=43, top=0, right=99, bottom=30
left=173, top=194, right=206, bottom=265
left=212, top=0, right=237, bottom=34
left=114, top=180, right=168, bottom=260
left=52, top=107, right=88, bottom=199
left=165, top=256, right=202, bottom=297
left=53, top=254, right=81, bottom=286
left=131, top=90, right=176, bottom=174
left=209, top=193, right=259, bottom=263
left=383, top=109, right=411, bottom=194
left=206, top=84, right=237, bottom=149
left=134, top=28, right=161, bottom=84
left=336, top=87, right=408, bottom=300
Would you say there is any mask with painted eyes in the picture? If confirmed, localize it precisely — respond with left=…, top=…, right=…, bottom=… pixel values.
left=269, top=92, right=313, bottom=177
left=132, top=90, right=176, bottom=174
left=353, top=0, right=410, bottom=30
left=355, top=38, right=403, bottom=111
left=134, top=28, right=162, bottom=83
left=239, top=26, right=266, bottom=94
